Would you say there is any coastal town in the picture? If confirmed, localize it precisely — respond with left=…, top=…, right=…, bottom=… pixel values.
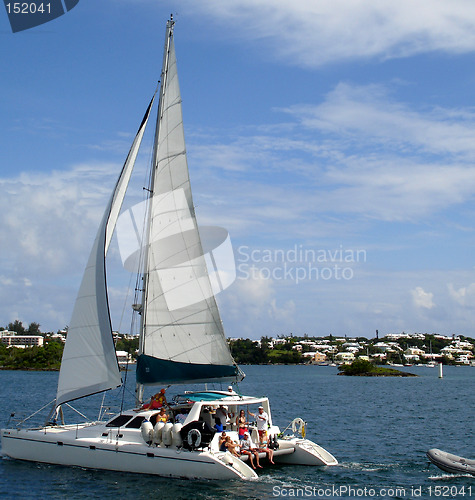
left=228, top=332, right=475, bottom=366
left=1, top=320, right=474, bottom=368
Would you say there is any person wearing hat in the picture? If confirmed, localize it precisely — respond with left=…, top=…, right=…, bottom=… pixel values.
left=215, top=404, right=229, bottom=429
left=239, top=432, right=262, bottom=469
left=249, top=406, right=269, bottom=446
left=142, top=388, right=168, bottom=410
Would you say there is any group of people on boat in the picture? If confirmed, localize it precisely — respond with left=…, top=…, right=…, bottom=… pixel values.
left=218, top=405, right=275, bottom=469
left=141, top=389, right=276, bottom=468
left=218, top=429, right=275, bottom=469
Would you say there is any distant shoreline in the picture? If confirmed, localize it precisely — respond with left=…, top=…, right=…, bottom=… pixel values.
left=338, top=371, right=418, bottom=377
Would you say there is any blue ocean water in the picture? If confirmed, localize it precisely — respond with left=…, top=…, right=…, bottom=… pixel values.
left=1, top=365, right=474, bottom=499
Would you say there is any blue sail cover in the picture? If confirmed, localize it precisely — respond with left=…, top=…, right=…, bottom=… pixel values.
left=136, top=355, right=240, bottom=385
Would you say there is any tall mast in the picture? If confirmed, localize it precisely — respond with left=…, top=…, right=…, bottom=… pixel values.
left=135, top=16, right=175, bottom=405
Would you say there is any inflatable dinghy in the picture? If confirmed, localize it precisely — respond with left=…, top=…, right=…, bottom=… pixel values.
left=427, top=448, right=475, bottom=475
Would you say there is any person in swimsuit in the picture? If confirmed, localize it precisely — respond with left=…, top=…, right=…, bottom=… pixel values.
left=225, top=436, right=240, bottom=457
left=236, top=409, right=248, bottom=440
left=218, top=432, right=228, bottom=452
left=142, top=388, right=168, bottom=409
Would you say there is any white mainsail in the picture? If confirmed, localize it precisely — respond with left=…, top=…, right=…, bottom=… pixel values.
left=136, top=20, right=240, bottom=385
left=56, top=98, right=155, bottom=407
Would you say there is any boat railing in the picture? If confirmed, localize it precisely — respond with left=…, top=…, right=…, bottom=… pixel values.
left=6, top=398, right=56, bottom=429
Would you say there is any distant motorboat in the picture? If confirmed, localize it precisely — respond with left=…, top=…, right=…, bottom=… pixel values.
left=427, top=448, right=475, bottom=476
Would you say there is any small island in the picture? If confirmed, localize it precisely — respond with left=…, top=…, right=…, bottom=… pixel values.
left=338, top=359, right=418, bottom=377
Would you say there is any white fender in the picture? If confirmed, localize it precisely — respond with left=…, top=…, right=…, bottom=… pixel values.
left=140, top=420, right=153, bottom=444
left=153, top=421, right=165, bottom=444
left=162, top=422, right=173, bottom=446
left=172, top=423, right=183, bottom=447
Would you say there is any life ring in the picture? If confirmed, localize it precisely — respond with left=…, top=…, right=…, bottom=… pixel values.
left=291, top=417, right=306, bottom=437
left=187, top=428, right=202, bottom=449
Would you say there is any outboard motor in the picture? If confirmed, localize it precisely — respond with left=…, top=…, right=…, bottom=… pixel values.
left=180, top=421, right=216, bottom=451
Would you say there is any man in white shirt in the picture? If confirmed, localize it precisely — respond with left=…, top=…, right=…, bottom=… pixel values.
left=214, top=405, right=229, bottom=429
left=252, top=406, right=269, bottom=445
left=239, top=432, right=261, bottom=469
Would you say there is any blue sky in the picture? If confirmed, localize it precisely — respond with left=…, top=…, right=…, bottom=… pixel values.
left=2, top=1, right=475, bottom=339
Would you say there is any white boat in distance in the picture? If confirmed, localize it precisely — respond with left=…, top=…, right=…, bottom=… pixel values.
left=1, top=17, right=337, bottom=480
left=427, top=449, right=475, bottom=476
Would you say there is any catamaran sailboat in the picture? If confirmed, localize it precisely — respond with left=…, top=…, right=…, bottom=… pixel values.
left=1, top=18, right=337, bottom=480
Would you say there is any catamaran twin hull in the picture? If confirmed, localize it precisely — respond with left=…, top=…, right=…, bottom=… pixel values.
left=1, top=396, right=338, bottom=480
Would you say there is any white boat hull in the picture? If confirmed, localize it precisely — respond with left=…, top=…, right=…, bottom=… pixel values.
left=1, top=425, right=256, bottom=480
left=2, top=394, right=338, bottom=480
left=274, top=438, right=338, bottom=466
left=1, top=426, right=337, bottom=478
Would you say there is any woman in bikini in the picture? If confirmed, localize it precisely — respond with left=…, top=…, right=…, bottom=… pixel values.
left=225, top=436, right=240, bottom=457
left=236, top=409, right=248, bottom=440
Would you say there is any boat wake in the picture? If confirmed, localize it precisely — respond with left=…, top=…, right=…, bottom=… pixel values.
left=429, top=473, right=475, bottom=480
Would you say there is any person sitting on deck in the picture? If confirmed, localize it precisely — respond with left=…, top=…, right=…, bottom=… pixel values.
left=257, top=442, right=275, bottom=464
left=142, top=388, right=168, bottom=410
left=224, top=436, right=240, bottom=457
left=156, top=407, right=168, bottom=423
left=239, top=432, right=262, bottom=469
left=218, top=431, right=228, bottom=452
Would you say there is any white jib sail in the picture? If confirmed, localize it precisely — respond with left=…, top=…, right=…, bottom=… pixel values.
left=56, top=97, right=155, bottom=407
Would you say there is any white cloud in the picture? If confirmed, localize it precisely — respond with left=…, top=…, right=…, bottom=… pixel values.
left=0, top=162, right=121, bottom=275
left=284, top=83, right=475, bottom=158
left=218, top=268, right=298, bottom=336
left=181, top=0, right=475, bottom=66
left=411, top=286, right=435, bottom=309
left=190, top=83, right=475, bottom=228
left=0, top=163, right=124, bottom=330
left=448, top=283, right=475, bottom=307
